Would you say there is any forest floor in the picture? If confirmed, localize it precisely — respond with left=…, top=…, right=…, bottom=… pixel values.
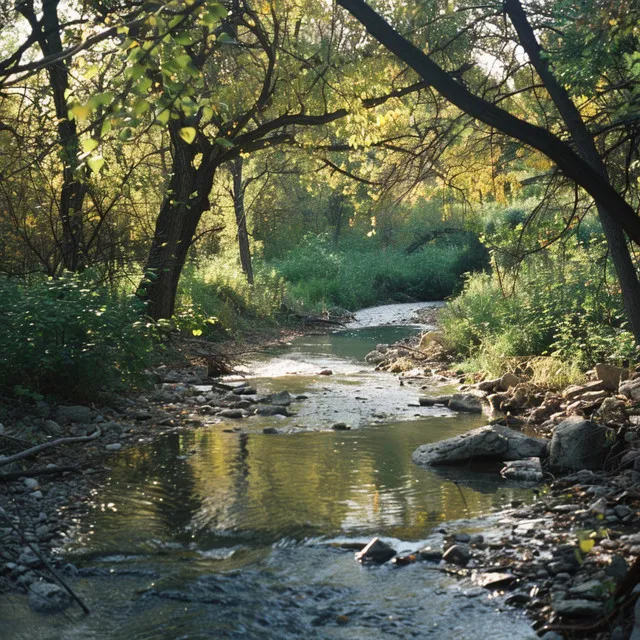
left=1, top=310, right=639, bottom=638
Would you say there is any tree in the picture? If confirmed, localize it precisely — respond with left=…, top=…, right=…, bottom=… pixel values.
left=336, top=0, right=640, bottom=341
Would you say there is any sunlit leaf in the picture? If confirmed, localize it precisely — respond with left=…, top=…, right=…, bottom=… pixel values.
left=579, top=539, right=595, bottom=553
left=214, top=137, right=233, bottom=148
left=179, top=127, right=197, bottom=144
left=87, top=156, right=105, bottom=173
left=81, top=139, right=99, bottom=153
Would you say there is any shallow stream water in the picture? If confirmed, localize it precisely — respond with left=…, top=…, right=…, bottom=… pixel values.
left=1, top=302, right=538, bottom=640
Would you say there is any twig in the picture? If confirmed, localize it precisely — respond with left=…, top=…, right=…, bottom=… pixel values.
left=0, top=465, right=79, bottom=482
left=0, top=429, right=101, bottom=467
left=0, top=507, right=90, bottom=614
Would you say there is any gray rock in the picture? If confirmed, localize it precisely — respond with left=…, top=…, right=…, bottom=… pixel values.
left=262, top=427, right=279, bottom=435
left=448, top=393, right=483, bottom=413
left=267, top=391, right=292, bottom=406
left=605, top=555, right=629, bottom=581
left=569, top=579, right=606, bottom=600
left=219, top=409, right=245, bottom=419
left=500, top=457, right=543, bottom=482
left=442, top=543, right=471, bottom=566
left=331, top=422, right=350, bottom=431
left=233, top=386, right=257, bottom=396
left=18, top=549, right=40, bottom=568
left=105, top=443, right=122, bottom=451
left=620, top=378, right=640, bottom=402
left=595, top=363, right=628, bottom=391
left=418, top=396, right=452, bottom=407
left=42, top=420, right=62, bottom=436
left=413, top=425, right=548, bottom=467
left=548, top=417, right=614, bottom=472
left=596, top=397, right=628, bottom=424
left=552, top=598, right=603, bottom=617
left=563, top=381, right=607, bottom=401
left=417, top=546, right=442, bottom=562
left=365, top=350, right=387, bottom=364
left=23, top=478, right=39, bottom=490
left=56, top=405, right=93, bottom=425
left=254, top=405, right=289, bottom=417
left=499, top=372, right=522, bottom=390
left=28, top=582, right=72, bottom=613
left=355, top=537, right=396, bottom=564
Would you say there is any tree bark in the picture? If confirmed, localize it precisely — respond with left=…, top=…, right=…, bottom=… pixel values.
left=139, top=124, right=217, bottom=320
left=504, top=0, right=640, bottom=342
left=230, top=157, right=254, bottom=284
left=335, top=0, right=640, bottom=247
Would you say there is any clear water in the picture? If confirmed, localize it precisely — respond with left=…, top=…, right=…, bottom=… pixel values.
left=0, top=303, right=537, bottom=640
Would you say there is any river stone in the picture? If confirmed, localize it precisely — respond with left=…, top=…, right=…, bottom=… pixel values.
left=219, top=409, right=245, bottom=419
left=56, top=405, right=93, bottom=424
left=419, top=396, right=451, bottom=407
left=268, top=391, right=292, bottom=406
left=548, top=417, right=614, bottom=472
left=596, top=397, right=628, bottom=424
left=355, top=537, right=396, bottom=564
left=500, top=457, right=543, bottom=483
left=254, top=405, right=290, bottom=417
left=29, top=582, right=72, bottom=613
left=442, top=543, right=471, bottom=566
left=412, top=425, right=548, bottom=467
left=233, top=386, right=257, bottom=396
left=448, top=393, right=483, bottom=413
left=331, top=422, right=350, bottom=430
left=595, top=363, right=628, bottom=390
left=552, top=598, right=603, bottom=617
left=500, top=372, right=522, bottom=390
left=620, top=378, right=640, bottom=402
left=42, top=420, right=62, bottom=436
left=365, top=350, right=387, bottom=364
left=563, top=380, right=607, bottom=401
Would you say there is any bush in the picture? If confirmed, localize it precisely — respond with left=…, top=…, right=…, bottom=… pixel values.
left=0, top=274, right=154, bottom=398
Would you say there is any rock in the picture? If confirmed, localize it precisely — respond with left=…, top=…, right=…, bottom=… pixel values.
left=28, top=582, right=72, bottom=613
left=552, top=598, right=603, bottom=617
left=499, top=372, right=522, bottom=390
left=355, top=537, right=396, bottom=564
left=448, top=393, right=483, bottom=413
left=232, top=386, right=257, bottom=396
left=596, top=397, right=628, bottom=424
left=540, top=633, right=565, bottom=640
left=620, top=378, right=640, bottom=402
left=563, top=381, right=607, bottom=401
left=605, top=555, right=629, bottom=581
left=442, top=543, right=471, bottom=566
left=500, top=457, right=543, bottom=483
left=30, top=491, right=43, bottom=499
left=105, top=443, right=122, bottom=451
left=580, top=390, right=609, bottom=403
left=56, top=405, right=93, bottom=425
left=569, top=579, right=606, bottom=600
left=219, top=409, right=245, bottom=419
left=331, top=422, right=350, bottom=431
left=365, top=350, right=387, bottom=364
left=475, top=378, right=501, bottom=392
left=412, top=425, right=548, bottom=467
left=486, top=392, right=509, bottom=413
left=417, top=547, right=442, bottom=562
left=42, top=420, right=62, bottom=436
left=318, top=369, right=333, bottom=376
left=595, top=363, right=628, bottom=391
left=473, top=572, right=515, bottom=589
left=23, top=478, right=39, bottom=490
left=267, top=391, right=292, bottom=406
left=262, top=427, right=279, bottom=435
left=18, top=549, right=40, bottom=568
left=418, top=396, right=452, bottom=406
left=548, top=417, right=614, bottom=472
left=254, top=405, right=290, bottom=417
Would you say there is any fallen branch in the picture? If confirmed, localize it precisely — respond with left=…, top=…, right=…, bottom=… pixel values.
left=0, top=507, right=90, bottom=614
left=0, top=465, right=79, bottom=482
left=0, top=428, right=101, bottom=467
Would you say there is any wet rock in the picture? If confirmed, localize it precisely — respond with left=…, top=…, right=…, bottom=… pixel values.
left=28, top=582, right=72, bottom=613
left=105, top=443, right=122, bottom=451
left=219, top=409, right=245, bottom=419
left=448, top=393, right=483, bottom=413
left=56, top=405, right=93, bottom=425
left=413, top=425, right=548, bottom=467
left=548, top=417, right=614, bottom=472
left=605, top=555, right=629, bottom=581
left=18, top=549, right=40, bottom=568
left=473, top=572, right=515, bottom=589
left=620, top=378, right=640, bottom=402
left=418, top=396, right=452, bottom=407
left=355, top=537, right=396, bottom=564
left=417, top=547, right=442, bottom=562
left=552, top=598, right=603, bottom=617
left=595, top=363, right=628, bottom=391
left=233, top=386, right=257, bottom=396
left=443, top=543, right=471, bottom=566
left=23, top=478, right=39, bottom=490
left=254, top=405, right=290, bottom=417
left=318, top=369, right=333, bottom=376
left=500, top=457, right=543, bottom=483
left=262, top=427, right=279, bottom=435
left=331, top=422, right=350, bottom=431
left=365, top=350, right=387, bottom=364
left=569, top=579, right=607, bottom=600
left=267, top=391, right=292, bottom=406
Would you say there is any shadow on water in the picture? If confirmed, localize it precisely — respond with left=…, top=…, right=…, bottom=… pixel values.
left=0, top=303, right=538, bottom=640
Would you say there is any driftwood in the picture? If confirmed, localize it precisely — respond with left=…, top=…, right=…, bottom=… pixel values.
left=0, top=428, right=101, bottom=467
left=0, top=507, right=90, bottom=614
left=0, top=465, right=79, bottom=482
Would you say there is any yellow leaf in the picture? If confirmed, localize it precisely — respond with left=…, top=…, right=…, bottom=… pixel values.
left=179, top=126, right=197, bottom=144
left=70, top=104, right=91, bottom=121
left=83, top=65, right=100, bottom=80
left=81, top=139, right=99, bottom=153
left=87, top=156, right=105, bottom=173
left=579, top=539, right=595, bottom=553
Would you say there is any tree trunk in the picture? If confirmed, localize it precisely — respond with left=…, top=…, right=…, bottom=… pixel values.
left=139, top=124, right=216, bottom=320
left=505, top=0, right=640, bottom=343
left=230, top=157, right=254, bottom=284
left=19, top=0, right=87, bottom=271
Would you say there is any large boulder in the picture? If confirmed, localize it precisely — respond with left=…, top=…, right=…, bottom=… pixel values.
left=620, top=378, right=640, bottom=402
left=412, top=425, right=548, bottom=467
left=28, top=582, right=72, bottom=613
left=595, top=363, right=628, bottom=391
left=548, top=417, right=614, bottom=472
left=448, top=393, right=484, bottom=413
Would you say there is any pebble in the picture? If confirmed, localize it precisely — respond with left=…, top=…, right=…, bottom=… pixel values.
left=105, top=443, right=122, bottom=451
left=442, top=544, right=471, bottom=567
left=23, top=478, right=39, bottom=490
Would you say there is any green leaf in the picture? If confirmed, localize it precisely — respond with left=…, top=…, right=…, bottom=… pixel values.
left=215, top=137, right=234, bottom=149
left=87, top=156, right=105, bottom=173
left=175, top=54, right=193, bottom=69
left=179, top=127, right=197, bottom=144
left=81, top=139, right=99, bottom=153
left=83, top=65, right=100, bottom=80
left=156, top=109, right=171, bottom=125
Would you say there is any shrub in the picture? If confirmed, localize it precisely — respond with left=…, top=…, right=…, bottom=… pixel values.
left=0, top=274, right=154, bottom=398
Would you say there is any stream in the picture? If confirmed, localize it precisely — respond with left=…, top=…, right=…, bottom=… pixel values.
left=1, top=302, right=538, bottom=639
